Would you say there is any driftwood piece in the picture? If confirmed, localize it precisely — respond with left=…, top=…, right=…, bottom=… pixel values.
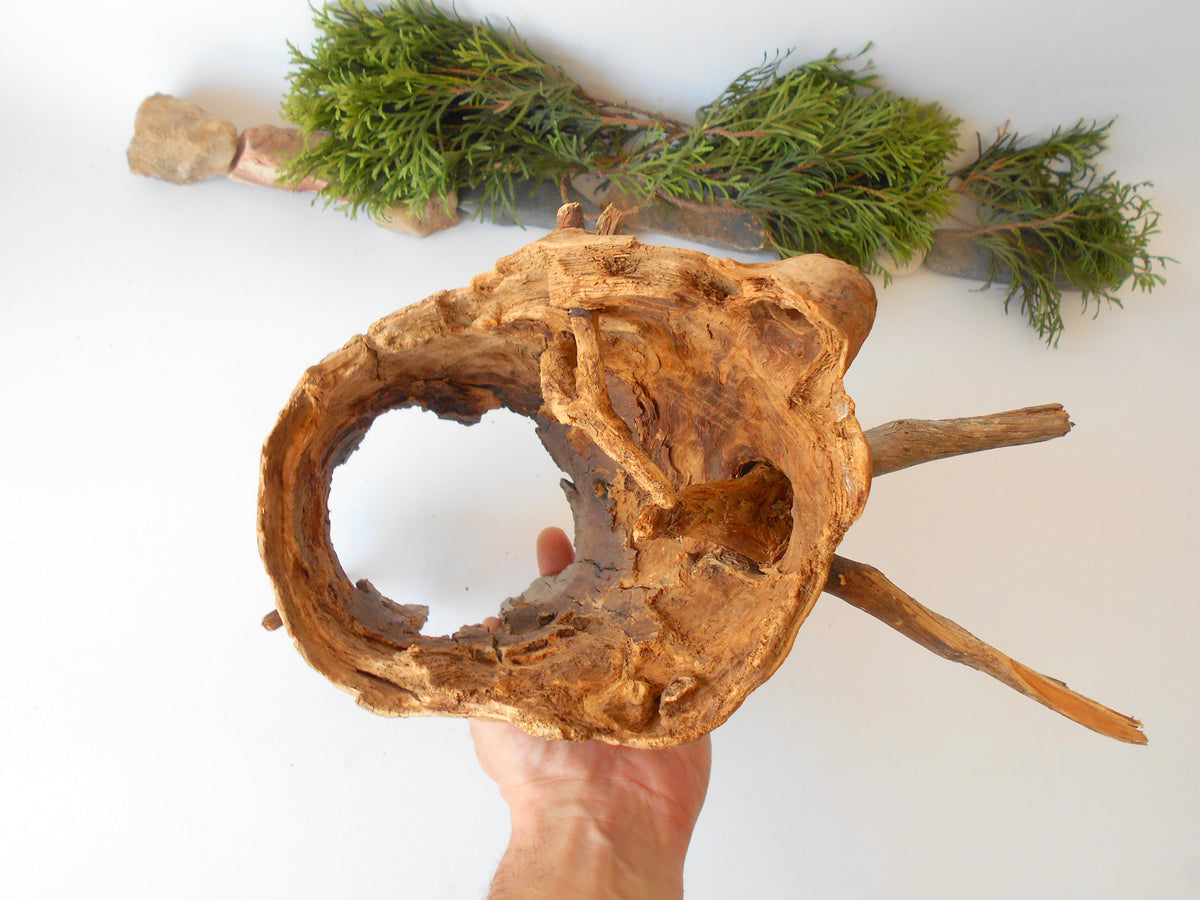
left=824, top=556, right=1146, bottom=744
left=258, top=206, right=1144, bottom=746
left=259, top=208, right=876, bottom=747
left=864, top=405, right=1073, bottom=476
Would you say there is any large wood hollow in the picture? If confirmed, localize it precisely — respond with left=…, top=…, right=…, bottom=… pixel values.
left=258, top=217, right=875, bottom=747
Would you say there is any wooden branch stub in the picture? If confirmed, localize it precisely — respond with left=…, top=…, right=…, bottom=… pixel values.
left=556, top=202, right=585, bottom=229
left=594, top=203, right=625, bottom=236
left=825, top=555, right=1146, bottom=744
left=258, top=206, right=876, bottom=747
left=865, top=404, right=1073, bottom=476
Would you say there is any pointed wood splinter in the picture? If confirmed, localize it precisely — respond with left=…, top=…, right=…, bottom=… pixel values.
left=824, top=555, right=1146, bottom=744
left=595, top=203, right=625, bottom=236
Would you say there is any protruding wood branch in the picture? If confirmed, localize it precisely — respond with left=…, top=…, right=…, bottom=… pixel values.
left=633, top=405, right=1072, bottom=562
left=595, top=204, right=625, bottom=236
left=865, top=404, right=1072, bottom=476
left=556, top=201, right=585, bottom=229
left=824, top=555, right=1146, bottom=744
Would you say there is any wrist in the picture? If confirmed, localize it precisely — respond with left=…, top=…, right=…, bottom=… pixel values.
left=492, top=785, right=693, bottom=900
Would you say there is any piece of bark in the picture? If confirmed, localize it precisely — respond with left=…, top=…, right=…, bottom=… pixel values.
left=825, top=555, right=1146, bottom=744
left=258, top=207, right=876, bottom=747
left=597, top=187, right=769, bottom=252
left=924, top=229, right=1085, bottom=287
left=924, top=229, right=1001, bottom=282
left=127, top=94, right=238, bottom=184
left=865, top=404, right=1073, bottom=476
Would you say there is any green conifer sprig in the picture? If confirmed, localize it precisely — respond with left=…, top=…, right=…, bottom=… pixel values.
left=281, top=0, right=625, bottom=222
left=281, top=1, right=960, bottom=275
left=686, top=53, right=960, bottom=271
left=279, top=0, right=1170, bottom=341
left=949, top=121, right=1171, bottom=343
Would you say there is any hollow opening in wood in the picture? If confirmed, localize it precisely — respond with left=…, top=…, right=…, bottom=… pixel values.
left=258, top=227, right=880, bottom=745
left=329, top=406, right=573, bottom=638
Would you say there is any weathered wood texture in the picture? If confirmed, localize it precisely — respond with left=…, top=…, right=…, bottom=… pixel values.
left=258, top=210, right=876, bottom=747
left=258, top=208, right=1145, bottom=746
left=825, top=556, right=1146, bottom=744
left=865, top=404, right=1073, bottom=476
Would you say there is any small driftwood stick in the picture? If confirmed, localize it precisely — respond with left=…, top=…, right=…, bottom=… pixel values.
left=825, top=555, right=1146, bottom=744
left=864, top=404, right=1072, bottom=477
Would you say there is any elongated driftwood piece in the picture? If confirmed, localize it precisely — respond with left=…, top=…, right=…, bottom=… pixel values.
left=864, top=405, right=1073, bottom=476
left=825, top=555, right=1146, bottom=743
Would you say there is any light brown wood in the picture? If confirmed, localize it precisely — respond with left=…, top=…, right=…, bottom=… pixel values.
left=258, top=206, right=875, bottom=747
left=257, top=205, right=1144, bottom=746
left=825, top=555, right=1146, bottom=743
left=865, top=405, right=1073, bottom=476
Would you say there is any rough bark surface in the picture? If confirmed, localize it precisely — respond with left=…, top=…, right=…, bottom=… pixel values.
left=258, top=206, right=1146, bottom=746
left=258, top=210, right=876, bottom=747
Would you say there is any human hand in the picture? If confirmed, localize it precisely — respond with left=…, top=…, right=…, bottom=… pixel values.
left=471, top=527, right=712, bottom=900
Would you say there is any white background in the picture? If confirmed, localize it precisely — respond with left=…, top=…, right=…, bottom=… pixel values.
left=3, top=0, right=1198, bottom=897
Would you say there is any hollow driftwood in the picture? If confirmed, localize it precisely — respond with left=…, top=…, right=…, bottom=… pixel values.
left=258, top=206, right=1145, bottom=747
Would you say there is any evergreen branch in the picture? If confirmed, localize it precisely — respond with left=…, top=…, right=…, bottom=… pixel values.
left=281, top=3, right=960, bottom=275
left=280, top=0, right=628, bottom=221
left=279, top=0, right=1172, bottom=342
left=950, top=120, right=1173, bottom=344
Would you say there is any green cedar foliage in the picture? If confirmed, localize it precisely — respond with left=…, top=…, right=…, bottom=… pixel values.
left=281, top=0, right=1170, bottom=342
left=281, top=1, right=959, bottom=274
left=950, top=121, right=1171, bottom=343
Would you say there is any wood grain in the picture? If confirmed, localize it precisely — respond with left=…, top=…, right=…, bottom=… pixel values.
left=258, top=206, right=875, bottom=747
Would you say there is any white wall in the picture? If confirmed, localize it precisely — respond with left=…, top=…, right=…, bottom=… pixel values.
left=3, top=1, right=1198, bottom=896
